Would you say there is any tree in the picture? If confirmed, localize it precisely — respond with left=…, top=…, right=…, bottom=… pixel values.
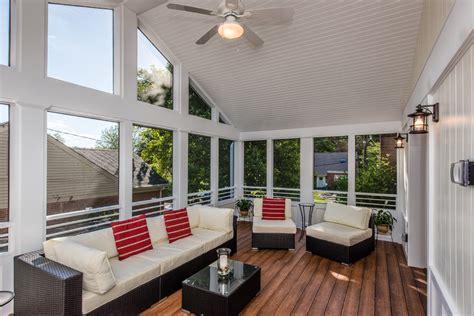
left=189, top=85, right=212, bottom=120
left=219, top=139, right=233, bottom=188
left=188, top=134, right=211, bottom=193
left=332, top=175, right=348, bottom=191
left=273, top=139, right=300, bottom=188
left=137, top=64, right=173, bottom=109
left=314, top=137, right=348, bottom=152
left=244, top=141, right=266, bottom=187
left=96, top=125, right=119, bottom=149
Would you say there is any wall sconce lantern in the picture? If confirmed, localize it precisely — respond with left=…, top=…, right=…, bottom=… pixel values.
left=394, top=133, right=408, bottom=149
left=407, top=103, right=439, bottom=134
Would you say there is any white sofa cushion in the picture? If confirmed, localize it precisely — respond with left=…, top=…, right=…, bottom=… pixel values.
left=306, top=222, right=372, bottom=246
left=323, top=203, right=372, bottom=230
left=253, top=198, right=292, bottom=219
left=252, top=217, right=297, bottom=234
left=44, top=228, right=118, bottom=261
left=198, top=207, right=233, bottom=233
left=54, top=241, right=116, bottom=295
left=82, top=254, right=161, bottom=314
left=146, top=215, right=168, bottom=245
left=186, top=205, right=200, bottom=228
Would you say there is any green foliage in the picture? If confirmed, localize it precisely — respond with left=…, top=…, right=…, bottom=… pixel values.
left=96, top=125, right=120, bottom=149
left=356, top=149, right=396, bottom=194
left=314, top=137, right=348, bottom=152
left=235, top=199, right=253, bottom=211
left=374, top=209, right=397, bottom=228
left=137, top=65, right=173, bottom=109
left=273, top=139, right=300, bottom=188
left=332, top=175, right=348, bottom=191
left=244, top=141, right=266, bottom=187
left=188, top=134, right=211, bottom=193
left=189, top=85, right=212, bottom=120
left=219, top=139, right=233, bottom=188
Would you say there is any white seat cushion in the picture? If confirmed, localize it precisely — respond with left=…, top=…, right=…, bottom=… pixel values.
left=82, top=255, right=161, bottom=314
left=323, top=203, right=372, bottom=230
left=306, top=222, right=372, bottom=246
left=252, top=217, right=297, bottom=234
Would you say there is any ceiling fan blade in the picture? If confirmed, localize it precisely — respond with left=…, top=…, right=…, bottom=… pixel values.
left=196, top=25, right=219, bottom=45
left=245, top=7, right=294, bottom=23
left=167, top=3, right=216, bottom=16
left=242, top=24, right=264, bottom=47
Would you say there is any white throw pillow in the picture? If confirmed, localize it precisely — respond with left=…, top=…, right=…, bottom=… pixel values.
left=198, top=207, right=233, bottom=233
left=146, top=215, right=168, bottom=244
left=54, top=241, right=116, bottom=294
left=323, top=203, right=371, bottom=230
left=186, top=205, right=200, bottom=228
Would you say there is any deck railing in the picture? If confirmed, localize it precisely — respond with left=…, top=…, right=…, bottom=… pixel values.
left=132, top=196, right=175, bottom=217
left=243, top=186, right=267, bottom=199
left=313, top=190, right=348, bottom=205
left=218, top=186, right=236, bottom=202
left=355, top=192, right=397, bottom=210
left=273, top=187, right=301, bottom=201
left=187, top=190, right=213, bottom=206
left=46, top=205, right=120, bottom=239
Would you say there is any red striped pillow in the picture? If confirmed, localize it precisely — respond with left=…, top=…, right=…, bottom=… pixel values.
left=111, top=214, right=153, bottom=261
left=164, top=208, right=193, bottom=243
left=262, top=198, right=286, bottom=220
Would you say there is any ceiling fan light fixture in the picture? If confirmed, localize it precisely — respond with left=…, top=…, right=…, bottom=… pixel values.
left=218, top=18, right=244, bottom=39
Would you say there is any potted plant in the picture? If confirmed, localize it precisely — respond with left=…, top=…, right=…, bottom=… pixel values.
left=374, top=209, right=397, bottom=234
left=235, top=199, right=253, bottom=217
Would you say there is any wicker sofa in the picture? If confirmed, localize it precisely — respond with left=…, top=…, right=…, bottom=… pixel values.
left=306, top=203, right=375, bottom=264
left=14, top=205, right=237, bottom=316
left=251, top=198, right=296, bottom=250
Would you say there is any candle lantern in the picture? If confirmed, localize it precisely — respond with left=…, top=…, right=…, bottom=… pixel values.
left=216, top=248, right=232, bottom=278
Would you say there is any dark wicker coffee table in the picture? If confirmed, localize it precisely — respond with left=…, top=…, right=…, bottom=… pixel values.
left=182, top=260, right=261, bottom=316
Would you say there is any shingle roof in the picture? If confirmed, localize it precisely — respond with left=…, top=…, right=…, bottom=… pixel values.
left=73, top=147, right=168, bottom=188
left=314, top=152, right=348, bottom=175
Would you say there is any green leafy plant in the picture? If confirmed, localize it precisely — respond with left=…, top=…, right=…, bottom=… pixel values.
left=235, top=199, right=253, bottom=212
left=374, top=209, right=397, bottom=229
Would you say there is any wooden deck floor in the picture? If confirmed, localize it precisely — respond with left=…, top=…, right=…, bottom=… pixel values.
left=142, top=222, right=427, bottom=316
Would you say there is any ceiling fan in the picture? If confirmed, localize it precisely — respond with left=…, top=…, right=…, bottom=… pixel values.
left=166, top=0, right=294, bottom=47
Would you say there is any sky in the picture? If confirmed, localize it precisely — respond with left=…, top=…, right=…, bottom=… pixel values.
left=47, top=112, right=117, bottom=149
left=47, top=3, right=114, bottom=93
left=0, top=0, right=9, bottom=65
left=0, top=104, right=8, bottom=123
left=137, top=29, right=171, bottom=73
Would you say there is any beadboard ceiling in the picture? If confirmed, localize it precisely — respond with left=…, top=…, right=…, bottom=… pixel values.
left=140, top=0, right=424, bottom=131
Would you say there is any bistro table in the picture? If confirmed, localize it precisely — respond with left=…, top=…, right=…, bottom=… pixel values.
left=297, top=203, right=316, bottom=241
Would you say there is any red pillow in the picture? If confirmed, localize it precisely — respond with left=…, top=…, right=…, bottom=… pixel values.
left=164, top=208, right=192, bottom=243
left=111, top=214, right=153, bottom=260
left=262, top=198, right=286, bottom=220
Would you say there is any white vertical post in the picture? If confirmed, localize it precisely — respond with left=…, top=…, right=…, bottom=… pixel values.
left=300, top=137, right=314, bottom=203
left=347, top=134, right=356, bottom=205
left=266, top=139, right=273, bottom=197
left=11, top=104, right=48, bottom=253
left=211, top=136, right=219, bottom=205
left=174, top=131, right=188, bottom=208
left=234, top=141, right=244, bottom=198
left=119, top=121, right=133, bottom=219
left=175, top=64, right=189, bottom=114
left=120, top=6, right=137, bottom=101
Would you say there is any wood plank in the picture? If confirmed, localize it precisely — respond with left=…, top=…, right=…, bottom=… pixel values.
left=394, top=244, right=425, bottom=316
left=325, top=264, right=353, bottom=315
left=385, top=242, right=409, bottom=316
left=290, top=258, right=331, bottom=315
left=358, top=247, right=376, bottom=316
left=341, top=258, right=365, bottom=316
left=307, top=261, right=341, bottom=314
left=412, top=267, right=428, bottom=314
left=375, top=241, right=391, bottom=315
left=274, top=255, right=321, bottom=315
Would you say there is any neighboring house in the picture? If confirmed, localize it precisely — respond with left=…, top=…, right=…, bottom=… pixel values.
left=314, top=152, right=348, bottom=189
left=44, top=132, right=168, bottom=215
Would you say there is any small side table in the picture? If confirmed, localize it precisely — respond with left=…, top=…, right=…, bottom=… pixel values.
left=298, top=203, right=315, bottom=241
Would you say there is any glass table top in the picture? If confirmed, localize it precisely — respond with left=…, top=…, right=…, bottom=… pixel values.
left=183, top=260, right=260, bottom=297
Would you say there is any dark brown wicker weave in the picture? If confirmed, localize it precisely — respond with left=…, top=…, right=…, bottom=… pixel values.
left=251, top=232, right=295, bottom=250
left=306, top=215, right=375, bottom=264
left=14, top=216, right=237, bottom=316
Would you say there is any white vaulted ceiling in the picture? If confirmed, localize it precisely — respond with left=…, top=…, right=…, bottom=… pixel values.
left=140, top=0, right=424, bottom=131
